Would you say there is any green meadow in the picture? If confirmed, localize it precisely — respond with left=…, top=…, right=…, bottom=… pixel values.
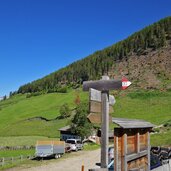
left=113, top=90, right=171, bottom=125
left=0, top=136, right=59, bottom=147
left=0, top=149, right=34, bottom=158
left=0, top=90, right=88, bottom=138
left=0, top=89, right=171, bottom=147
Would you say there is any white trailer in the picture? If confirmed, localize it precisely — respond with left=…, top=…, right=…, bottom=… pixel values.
left=35, top=140, right=65, bottom=158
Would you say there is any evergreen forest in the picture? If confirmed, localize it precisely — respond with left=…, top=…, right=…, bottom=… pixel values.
left=18, top=16, right=171, bottom=94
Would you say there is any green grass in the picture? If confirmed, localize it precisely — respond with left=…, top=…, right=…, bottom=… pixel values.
left=0, top=149, right=36, bottom=171
left=113, top=90, right=171, bottom=125
left=151, top=130, right=171, bottom=146
left=127, top=90, right=169, bottom=100
left=0, top=89, right=171, bottom=146
left=0, top=136, right=59, bottom=147
left=0, top=149, right=34, bottom=158
left=83, top=143, right=100, bottom=151
left=1, top=119, right=69, bottom=137
left=0, top=90, right=88, bottom=137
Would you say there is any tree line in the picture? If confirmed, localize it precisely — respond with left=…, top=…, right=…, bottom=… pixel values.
left=18, top=16, right=171, bottom=94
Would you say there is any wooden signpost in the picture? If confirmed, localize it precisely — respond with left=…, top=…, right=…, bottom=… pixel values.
left=87, top=113, right=112, bottom=124
left=83, top=76, right=131, bottom=169
left=90, top=100, right=114, bottom=114
left=90, top=88, right=115, bottom=105
left=88, top=88, right=115, bottom=124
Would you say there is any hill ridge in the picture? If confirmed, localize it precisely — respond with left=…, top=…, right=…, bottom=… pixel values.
left=18, top=16, right=171, bottom=94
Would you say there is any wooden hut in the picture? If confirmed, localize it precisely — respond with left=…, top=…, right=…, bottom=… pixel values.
left=58, top=125, right=81, bottom=141
left=113, top=118, right=154, bottom=171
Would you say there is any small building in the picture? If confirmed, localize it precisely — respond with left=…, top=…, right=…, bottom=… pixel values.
left=113, top=118, right=154, bottom=171
left=58, top=125, right=81, bottom=141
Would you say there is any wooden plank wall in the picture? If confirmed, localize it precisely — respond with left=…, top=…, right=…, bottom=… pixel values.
left=127, top=156, right=148, bottom=170
left=114, top=128, right=150, bottom=171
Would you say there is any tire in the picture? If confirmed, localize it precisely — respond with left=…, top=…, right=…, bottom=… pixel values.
left=55, top=154, right=59, bottom=159
left=168, top=150, right=171, bottom=159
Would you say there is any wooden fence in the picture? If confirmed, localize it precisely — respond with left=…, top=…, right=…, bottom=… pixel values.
left=0, top=155, right=34, bottom=167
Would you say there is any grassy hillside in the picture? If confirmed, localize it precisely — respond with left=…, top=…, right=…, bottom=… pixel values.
left=0, top=136, right=59, bottom=147
left=0, top=89, right=171, bottom=146
left=0, top=90, right=88, bottom=137
left=113, top=90, right=171, bottom=125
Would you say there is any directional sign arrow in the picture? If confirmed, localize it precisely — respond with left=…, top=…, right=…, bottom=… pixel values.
left=90, top=88, right=116, bottom=105
left=87, top=113, right=112, bottom=124
left=83, top=77, right=131, bottom=91
left=89, top=88, right=115, bottom=113
left=90, top=101, right=114, bottom=113
left=122, top=77, right=132, bottom=90
left=83, top=79, right=122, bottom=91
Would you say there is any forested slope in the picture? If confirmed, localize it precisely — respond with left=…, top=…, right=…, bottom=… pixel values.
left=18, top=16, right=171, bottom=94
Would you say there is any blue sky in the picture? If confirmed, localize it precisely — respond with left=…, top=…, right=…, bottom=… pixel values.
left=0, top=0, right=171, bottom=96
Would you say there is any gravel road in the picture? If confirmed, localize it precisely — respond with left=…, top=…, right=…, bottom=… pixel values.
left=7, top=149, right=100, bottom=171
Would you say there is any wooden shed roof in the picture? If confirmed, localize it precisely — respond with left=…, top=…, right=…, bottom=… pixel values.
left=112, top=118, right=154, bottom=128
left=58, top=125, right=71, bottom=131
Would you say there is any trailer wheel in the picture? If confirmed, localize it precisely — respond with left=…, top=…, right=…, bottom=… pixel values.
left=55, top=154, right=59, bottom=159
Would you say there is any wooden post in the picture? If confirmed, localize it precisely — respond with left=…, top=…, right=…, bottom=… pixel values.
left=12, top=157, right=14, bottom=164
left=147, top=131, right=150, bottom=171
left=29, top=155, right=31, bottom=159
left=81, top=163, right=84, bottom=171
left=20, top=155, right=23, bottom=161
left=2, top=157, right=5, bottom=166
left=101, top=90, right=109, bottom=168
left=136, top=131, right=140, bottom=154
left=121, top=131, right=126, bottom=171
left=121, top=133, right=127, bottom=171
left=83, top=76, right=130, bottom=170
left=114, top=135, right=118, bottom=171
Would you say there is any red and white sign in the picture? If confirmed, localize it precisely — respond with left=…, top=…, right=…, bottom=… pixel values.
left=122, top=77, right=132, bottom=90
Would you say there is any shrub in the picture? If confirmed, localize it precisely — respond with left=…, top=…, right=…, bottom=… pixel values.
left=57, top=86, right=67, bottom=93
left=59, top=103, right=71, bottom=119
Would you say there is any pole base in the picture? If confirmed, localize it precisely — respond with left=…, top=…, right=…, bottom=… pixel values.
left=88, top=169, right=108, bottom=171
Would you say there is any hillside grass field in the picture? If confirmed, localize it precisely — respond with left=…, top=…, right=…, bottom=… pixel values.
left=0, top=136, right=59, bottom=147
left=0, top=89, right=88, bottom=137
left=0, top=149, right=34, bottom=158
left=0, top=89, right=171, bottom=147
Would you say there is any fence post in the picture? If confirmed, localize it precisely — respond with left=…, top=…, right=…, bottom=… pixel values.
left=20, top=155, right=23, bottom=161
left=2, top=157, right=5, bottom=166
left=12, top=157, right=14, bottom=164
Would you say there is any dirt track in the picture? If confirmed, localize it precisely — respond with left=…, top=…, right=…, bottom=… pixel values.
left=7, top=149, right=100, bottom=171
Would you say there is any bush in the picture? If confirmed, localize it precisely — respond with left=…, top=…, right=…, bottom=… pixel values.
left=71, top=102, right=93, bottom=139
left=164, top=120, right=171, bottom=127
left=26, top=92, right=43, bottom=98
left=57, top=86, right=67, bottom=93
left=59, top=103, right=71, bottom=119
